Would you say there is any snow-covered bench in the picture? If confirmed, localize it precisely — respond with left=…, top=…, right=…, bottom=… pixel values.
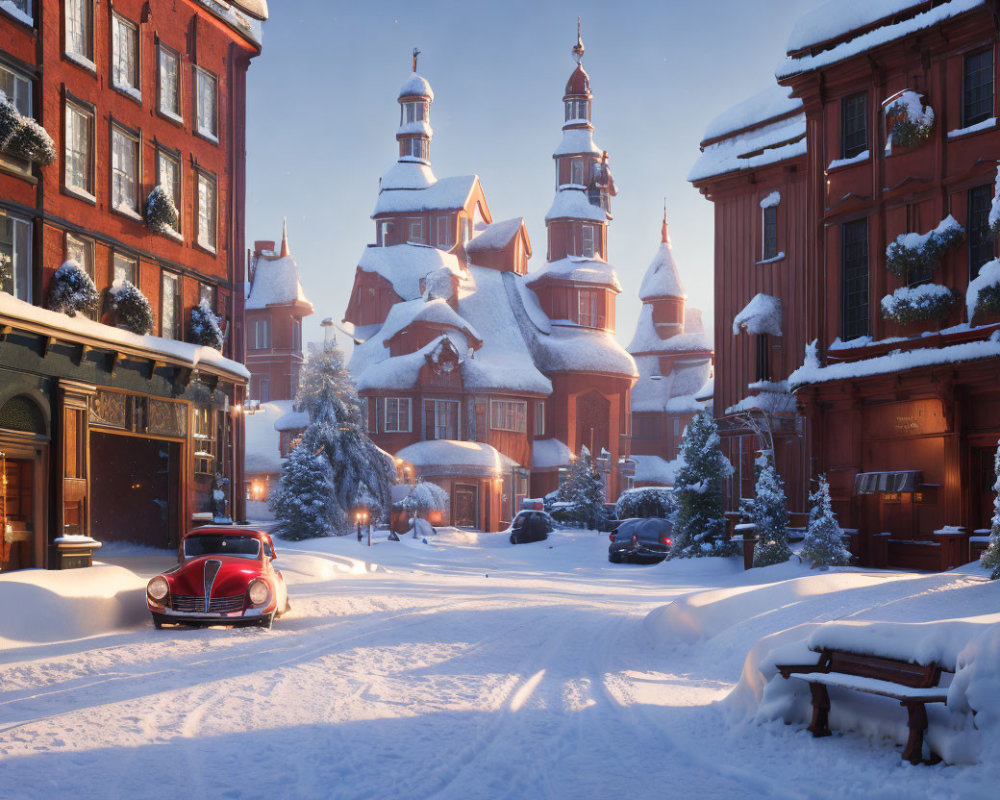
left=776, top=648, right=950, bottom=764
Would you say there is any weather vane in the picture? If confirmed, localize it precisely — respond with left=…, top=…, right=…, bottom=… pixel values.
left=572, top=17, right=584, bottom=64
left=412, top=47, right=420, bottom=72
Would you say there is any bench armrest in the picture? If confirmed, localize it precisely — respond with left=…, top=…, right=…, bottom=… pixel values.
left=777, top=663, right=827, bottom=679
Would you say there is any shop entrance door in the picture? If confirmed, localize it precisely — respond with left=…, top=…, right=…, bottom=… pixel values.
left=454, top=484, right=478, bottom=528
left=90, top=433, right=180, bottom=549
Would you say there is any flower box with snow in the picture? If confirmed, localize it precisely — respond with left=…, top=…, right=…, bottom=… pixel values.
left=188, top=298, right=224, bottom=350
left=47, top=260, right=99, bottom=317
left=880, top=283, right=956, bottom=327
left=107, top=280, right=154, bottom=335
left=0, top=92, right=56, bottom=169
left=883, top=90, right=934, bottom=151
left=885, top=216, right=965, bottom=284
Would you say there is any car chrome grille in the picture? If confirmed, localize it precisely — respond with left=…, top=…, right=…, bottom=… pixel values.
left=170, top=594, right=245, bottom=614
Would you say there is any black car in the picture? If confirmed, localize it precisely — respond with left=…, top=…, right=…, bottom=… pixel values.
left=608, top=517, right=672, bottom=564
left=508, top=510, right=554, bottom=544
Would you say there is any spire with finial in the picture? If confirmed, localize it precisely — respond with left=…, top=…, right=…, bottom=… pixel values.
left=661, top=201, right=669, bottom=244
left=279, top=217, right=290, bottom=258
left=572, top=17, right=585, bottom=63
left=412, top=47, right=420, bottom=72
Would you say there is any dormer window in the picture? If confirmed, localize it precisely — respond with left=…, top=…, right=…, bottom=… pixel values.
left=402, top=101, right=428, bottom=124
left=564, top=98, right=590, bottom=122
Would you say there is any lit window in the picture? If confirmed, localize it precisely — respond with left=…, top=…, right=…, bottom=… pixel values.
left=161, top=272, right=179, bottom=339
left=111, top=14, right=140, bottom=97
left=66, top=233, right=95, bottom=316
left=199, top=282, right=216, bottom=308
left=435, top=216, right=452, bottom=249
left=156, top=150, right=181, bottom=233
left=111, top=125, right=139, bottom=215
left=425, top=399, right=460, bottom=440
left=491, top=400, right=527, bottom=433
left=197, top=172, right=217, bottom=250
left=64, top=0, right=93, bottom=64
left=578, top=289, right=599, bottom=328
left=195, top=67, right=218, bottom=139
left=113, top=253, right=137, bottom=287
left=384, top=398, right=411, bottom=433
left=64, top=100, right=93, bottom=197
left=0, top=214, right=31, bottom=302
left=158, top=46, right=181, bottom=120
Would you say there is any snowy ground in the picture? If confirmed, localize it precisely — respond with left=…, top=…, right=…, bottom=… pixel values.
left=1, top=528, right=998, bottom=799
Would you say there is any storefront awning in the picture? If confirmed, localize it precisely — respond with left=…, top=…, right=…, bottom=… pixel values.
left=853, top=471, right=922, bottom=495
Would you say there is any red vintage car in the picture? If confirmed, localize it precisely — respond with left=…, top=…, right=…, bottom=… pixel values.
left=146, top=526, right=289, bottom=629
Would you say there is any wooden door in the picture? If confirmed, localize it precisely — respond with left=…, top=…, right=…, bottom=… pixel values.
left=1, top=458, right=33, bottom=571
left=454, top=484, right=478, bottom=528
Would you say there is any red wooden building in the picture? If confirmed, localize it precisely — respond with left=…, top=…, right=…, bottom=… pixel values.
left=692, top=0, right=1000, bottom=569
left=344, top=37, right=636, bottom=532
left=0, top=0, right=265, bottom=570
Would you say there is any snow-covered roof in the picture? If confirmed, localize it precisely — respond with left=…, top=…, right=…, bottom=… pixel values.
left=380, top=161, right=437, bottom=191
left=229, top=0, right=268, bottom=21
left=0, top=292, right=249, bottom=381
left=357, top=244, right=464, bottom=301
left=274, top=408, right=309, bottom=431
left=244, top=400, right=294, bottom=475
left=396, top=440, right=506, bottom=476
left=398, top=72, right=433, bottom=100
left=725, top=387, right=797, bottom=416
left=733, top=294, right=783, bottom=336
left=639, top=238, right=685, bottom=301
left=374, top=175, right=479, bottom=216
left=532, top=438, right=573, bottom=470
left=631, top=354, right=712, bottom=413
left=524, top=256, right=621, bottom=292
left=378, top=297, right=482, bottom=345
left=689, top=113, right=806, bottom=182
left=397, top=120, right=433, bottom=138
left=467, top=218, right=523, bottom=252
left=553, top=128, right=603, bottom=156
left=702, top=84, right=803, bottom=141
left=631, top=454, right=682, bottom=486
left=628, top=305, right=712, bottom=355
left=545, top=188, right=608, bottom=223
left=246, top=255, right=312, bottom=311
left=778, top=0, right=985, bottom=79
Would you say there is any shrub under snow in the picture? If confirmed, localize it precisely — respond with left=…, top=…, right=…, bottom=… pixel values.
left=108, top=281, right=153, bottom=335
left=145, top=185, right=179, bottom=234
left=189, top=298, right=224, bottom=350
left=885, top=215, right=965, bottom=283
left=399, top=480, right=449, bottom=515
left=799, top=474, right=850, bottom=569
left=0, top=92, right=56, bottom=166
left=47, top=260, right=99, bottom=317
left=966, top=258, right=1000, bottom=322
left=880, top=283, right=956, bottom=324
left=978, top=441, right=1000, bottom=580
left=552, top=446, right=607, bottom=529
left=616, top=487, right=676, bottom=520
left=748, top=459, right=791, bottom=568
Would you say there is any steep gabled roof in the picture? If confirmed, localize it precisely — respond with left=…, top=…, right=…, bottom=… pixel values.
left=246, top=255, right=312, bottom=311
left=379, top=298, right=483, bottom=348
left=373, top=175, right=480, bottom=215
left=467, top=218, right=525, bottom=252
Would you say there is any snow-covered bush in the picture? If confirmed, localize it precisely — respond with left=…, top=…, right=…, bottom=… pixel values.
left=884, top=90, right=934, bottom=150
left=748, top=459, right=791, bottom=568
left=885, top=216, right=965, bottom=283
left=990, top=164, right=1000, bottom=238
left=552, top=446, right=607, bottom=529
left=880, top=283, right=956, bottom=324
left=670, top=410, right=735, bottom=558
left=270, top=340, right=396, bottom=539
left=0, top=92, right=55, bottom=165
left=966, top=258, right=1000, bottom=321
left=399, top=480, right=449, bottom=515
left=800, top=474, right=850, bottom=569
left=616, top=487, right=676, bottom=520
left=108, top=281, right=153, bottom=335
left=188, top=298, right=224, bottom=350
left=47, top=260, right=99, bottom=317
left=145, top=184, right=178, bottom=234
left=978, top=441, right=1000, bottom=580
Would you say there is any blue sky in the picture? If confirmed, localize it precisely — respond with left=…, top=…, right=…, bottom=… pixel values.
left=245, top=0, right=823, bottom=352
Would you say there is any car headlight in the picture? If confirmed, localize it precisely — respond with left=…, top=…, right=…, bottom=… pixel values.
left=248, top=578, right=270, bottom=606
left=147, top=576, right=169, bottom=602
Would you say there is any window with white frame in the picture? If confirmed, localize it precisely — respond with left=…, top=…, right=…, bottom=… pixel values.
left=195, top=67, right=218, bottom=139
left=534, top=401, right=545, bottom=436
left=407, top=218, right=424, bottom=244
left=384, top=397, right=412, bottom=433
left=425, top=399, right=460, bottom=440
left=377, top=220, right=393, bottom=245
left=156, top=149, right=181, bottom=232
left=161, top=272, right=179, bottom=339
left=435, top=216, right=452, bottom=249
left=111, top=13, right=140, bottom=97
left=491, top=399, right=527, bottom=433
left=0, top=63, right=31, bottom=117
left=158, top=45, right=181, bottom=120
left=64, top=0, right=93, bottom=65
left=251, top=319, right=271, bottom=349
left=578, top=289, right=599, bottom=328
left=581, top=224, right=596, bottom=258
left=197, top=171, right=217, bottom=250
left=564, top=98, right=590, bottom=121
left=111, top=125, right=139, bottom=215
left=64, top=100, right=94, bottom=197
left=65, top=232, right=93, bottom=277
left=403, top=137, right=428, bottom=160
left=402, top=102, right=427, bottom=123
left=113, top=253, right=137, bottom=287
left=0, top=214, right=31, bottom=302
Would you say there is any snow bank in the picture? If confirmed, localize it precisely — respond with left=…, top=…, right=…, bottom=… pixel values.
left=397, top=440, right=507, bottom=475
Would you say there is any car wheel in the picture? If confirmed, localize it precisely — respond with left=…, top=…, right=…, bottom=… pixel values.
left=153, top=617, right=163, bottom=630
left=509, top=534, right=517, bottom=545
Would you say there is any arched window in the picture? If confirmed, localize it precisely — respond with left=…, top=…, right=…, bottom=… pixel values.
left=0, top=395, right=46, bottom=435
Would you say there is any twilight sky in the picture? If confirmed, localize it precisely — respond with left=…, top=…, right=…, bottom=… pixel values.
left=244, top=0, right=823, bottom=354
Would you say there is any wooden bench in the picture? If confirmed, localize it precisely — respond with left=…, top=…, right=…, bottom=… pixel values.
left=776, top=648, right=949, bottom=764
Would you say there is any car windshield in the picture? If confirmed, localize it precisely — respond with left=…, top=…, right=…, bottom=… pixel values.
left=184, top=534, right=261, bottom=559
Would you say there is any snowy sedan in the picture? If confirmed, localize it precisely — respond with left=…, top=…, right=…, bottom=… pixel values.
left=146, top=526, right=289, bottom=629
left=507, top=510, right=555, bottom=544
left=608, top=518, right=672, bottom=564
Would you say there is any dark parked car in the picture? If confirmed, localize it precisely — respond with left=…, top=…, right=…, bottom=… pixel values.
left=608, top=517, right=673, bottom=564
left=508, top=510, right=554, bottom=544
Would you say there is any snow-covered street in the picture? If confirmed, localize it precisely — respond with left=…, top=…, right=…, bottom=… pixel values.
left=1, top=530, right=997, bottom=799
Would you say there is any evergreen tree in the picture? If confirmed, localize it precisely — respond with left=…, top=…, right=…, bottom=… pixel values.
left=979, top=441, right=1000, bottom=579
left=270, top=338, right=396, bottom=539
left=269, top=440, right=333, bottom=541
left=670, top=411, right=735, bottom=558
left=749, top=458, right=791, bottom=567
left=554, top=445, right=607, bottom=528
left=109, top=280, right=153, bottom=334
left=800, top=474, right=850, bottom=569
left=189, top=298, right=224, bottom=350
left=47, top=260, right=99, bottom=317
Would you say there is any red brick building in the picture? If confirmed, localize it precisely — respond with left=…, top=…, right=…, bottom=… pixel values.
left=344, top=37, right=636, bottom=531
left=692, top=0, right=1000, bottom=569
left=0, top=0, right=265, bottom=570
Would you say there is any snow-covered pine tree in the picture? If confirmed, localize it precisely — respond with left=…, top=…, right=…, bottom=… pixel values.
left=189, top=298, right=224, bottom=350
left=145, top=184, right=179, bottom=234
left=799, top=474, right=850, bottom=569
left=749, top=458, right=791, bottom=567
left=47, top=260, right=99, bottom=317
left=270, top=337, right=396, bottom=538
left=554, top=445, right=606, bottom=528
left=109, top=280, right=153, bottom=334
left=401, top=480, right=449, bottom=516
left=670, top=410, right=735, bottom=558
left=978, top=440, right=1000, bottom=579
left=268, top=439, right=333, bottom=541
